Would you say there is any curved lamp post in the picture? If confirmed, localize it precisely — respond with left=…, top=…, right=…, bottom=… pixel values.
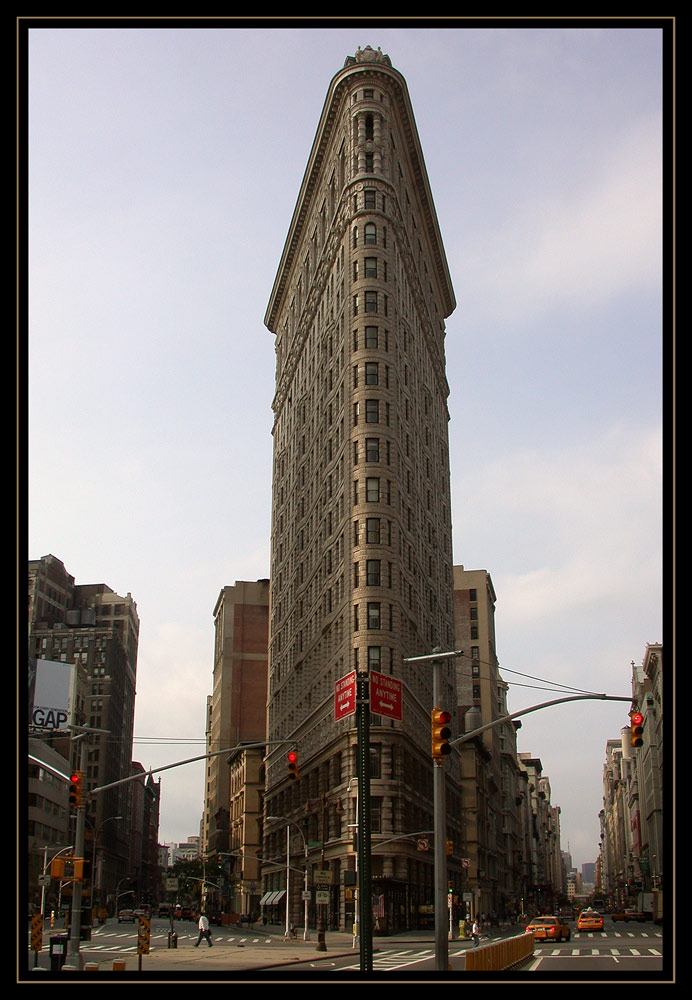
left=267, top=816, right=310, bottom=941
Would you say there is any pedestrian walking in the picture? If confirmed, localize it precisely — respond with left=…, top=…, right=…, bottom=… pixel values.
left=195, top=912, right=213, bottom=947
left=472, top=918, right=480, bottom=947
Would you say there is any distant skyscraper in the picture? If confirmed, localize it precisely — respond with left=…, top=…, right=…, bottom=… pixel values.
left=263, top=47, right=460, bottom=933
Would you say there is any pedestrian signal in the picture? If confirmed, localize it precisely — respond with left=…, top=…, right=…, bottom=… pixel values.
left=630, top=711, right=644, bottom=748
left=287, top=750, right=299, bottom=780
left=69, top=772, right=83, bottom=808
left=431, top=708, right=452, bottom=760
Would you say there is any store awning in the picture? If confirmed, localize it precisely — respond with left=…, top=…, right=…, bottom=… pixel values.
left=260, top=890, right=286, bottom=906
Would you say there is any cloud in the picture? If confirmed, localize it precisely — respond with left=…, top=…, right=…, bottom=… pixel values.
left=452, top=421, right=662, bottom=630
left=455, top=112, right=662, bottom=333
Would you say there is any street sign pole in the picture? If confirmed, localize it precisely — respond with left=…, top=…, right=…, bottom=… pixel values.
left=356, top=671, right=373, bottom=972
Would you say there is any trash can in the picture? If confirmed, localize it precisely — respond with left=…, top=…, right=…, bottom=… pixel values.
left=49, top=935, right=68, bottom=972
left=167, top=930, right=178, bottom=949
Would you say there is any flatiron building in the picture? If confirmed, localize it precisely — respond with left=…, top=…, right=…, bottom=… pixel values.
left=263, top=47, right=460, bottom=933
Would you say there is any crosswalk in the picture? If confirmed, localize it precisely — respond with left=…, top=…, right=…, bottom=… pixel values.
left=41, top=929, right=278, bottom=954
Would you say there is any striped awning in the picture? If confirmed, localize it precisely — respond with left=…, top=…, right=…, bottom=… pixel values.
left=259, top=890, right=286, bottom=906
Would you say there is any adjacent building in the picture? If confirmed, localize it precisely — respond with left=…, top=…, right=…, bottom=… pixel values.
left=27, top=554, right=150, bottom=912
left=203, top=580, right=270, bottom=868
left=598, top=642, right=664, bottom=912
left=262, top=46, right=461, bottom=933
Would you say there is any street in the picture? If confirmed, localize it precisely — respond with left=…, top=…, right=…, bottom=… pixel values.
left=25, top=916, right=666, bottom=979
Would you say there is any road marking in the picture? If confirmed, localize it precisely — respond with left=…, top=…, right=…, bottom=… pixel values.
left=338, top=948, right=434, bottom=971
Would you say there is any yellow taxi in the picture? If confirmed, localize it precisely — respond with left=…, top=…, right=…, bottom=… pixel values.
left=525, top=915, right=571, bottom=942
left=577, top=909, right=604, bottom=931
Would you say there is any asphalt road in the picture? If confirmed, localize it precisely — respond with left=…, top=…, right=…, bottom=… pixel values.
left=23, top=917, right=667, bottom=981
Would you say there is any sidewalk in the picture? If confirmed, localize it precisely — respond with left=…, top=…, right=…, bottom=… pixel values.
left=25, top=921, right=483, bottom=979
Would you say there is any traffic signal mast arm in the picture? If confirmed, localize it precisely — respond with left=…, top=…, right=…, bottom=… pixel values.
left=90, top=739, right=295, bottom=796
left=449, top=693, right=632, bottom=747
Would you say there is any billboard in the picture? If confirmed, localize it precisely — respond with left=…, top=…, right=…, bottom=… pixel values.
left=29, top=657, right=75, bottom=732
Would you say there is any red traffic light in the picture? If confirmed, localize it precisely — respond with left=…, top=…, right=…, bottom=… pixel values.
left=431, top=707, right=453, bottom=760
left=287, top=750, right=299, bottom=780
left=68, top=771, right=83, bottom=807
left=630, top=711, right=644, bottom=748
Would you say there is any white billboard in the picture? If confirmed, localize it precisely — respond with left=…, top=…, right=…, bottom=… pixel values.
left=29, top=657, right=75, bottom=732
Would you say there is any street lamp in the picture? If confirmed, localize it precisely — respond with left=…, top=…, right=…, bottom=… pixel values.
left=267, top=816, right=310, bottom=941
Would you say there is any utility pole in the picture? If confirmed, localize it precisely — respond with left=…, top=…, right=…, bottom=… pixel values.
left=432, top=651, right=448, bottom=972
left=67, top=735, right=87, bottom=965
left=403, top=649, right=463, bottom=973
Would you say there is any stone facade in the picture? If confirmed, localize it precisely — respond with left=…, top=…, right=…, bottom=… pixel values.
left=263, top=48, right=460, bottom=933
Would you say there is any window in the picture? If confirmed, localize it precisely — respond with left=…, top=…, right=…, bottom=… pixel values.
left=365, top=326, right=378, bottom=349
left=364, top=257, right=377, bottom=278
left=365, top=399, right=379, bottom=423
left=365, top=438, right=380, bottom=462
left=366, top=517, right=380, bottom=543
left=368, top=646, right=381, bottom=669
left=366, top=560, right=381, bottom=586
left=364, top=189, right=376, bottom=209
left=365, top=290, right=377, bottom=312
left=370, top=745, right=381, bottom=779
left=365, top=362, right=378, bottom=384
left=364, top=223, right=376, bottom=244
left=370, top=796, right=382, bottom=833
left=367, top=602, right=381, bottom=629
left=366, top=477, right=380, bottom=502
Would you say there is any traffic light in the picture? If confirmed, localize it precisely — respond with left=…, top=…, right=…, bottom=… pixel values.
left=68, top=771, right=83, bottom=808
left=287, top=750, right=299, bottom=781
left=630, top=711, right=644, bottom=748
left=431, top=707, right=452, bottom=760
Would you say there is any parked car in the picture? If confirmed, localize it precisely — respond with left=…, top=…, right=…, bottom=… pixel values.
left=134, top=906, right=150, bottom=919
left=577, top=909, right=604, bottom=931
left=525, top=915, right=571, bottom=942
left=118, top=908, right=135, bottom=923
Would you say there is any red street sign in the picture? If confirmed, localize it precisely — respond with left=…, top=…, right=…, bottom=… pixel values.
left=334, top=671, right=357, bottom=721
left=370, top=670, right=403, bottom=721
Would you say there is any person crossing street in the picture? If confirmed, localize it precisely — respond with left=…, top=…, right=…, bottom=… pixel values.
left=195, top=912, right=213, bottom=947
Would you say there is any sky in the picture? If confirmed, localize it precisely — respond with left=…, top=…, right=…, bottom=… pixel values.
left=25, top=21, right=667, bottom=871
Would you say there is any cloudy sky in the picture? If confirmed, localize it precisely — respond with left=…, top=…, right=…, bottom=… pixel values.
left=26, top=21, right=666, bottom=869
